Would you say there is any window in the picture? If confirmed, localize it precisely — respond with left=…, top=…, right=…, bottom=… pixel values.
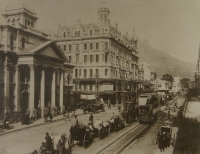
left=78, top=31, right=80, bottom=36
left=96, top=55, right=99, bottom=62
left=158, top=84, right=161, bottom=87
left=69, top=56, right=71, bottom=62
left=75, top=31, right=77, bottom=36
left=105, top=42, right=108, bottom=50
left=90, top=69, right=93, bottom=78
left=75, top=69, right=78, bottom=78
left=105, top=54, right=108, bottom=62
left=96, top=43, right=99, bottom=49
left=21, top=38, right=25, bottom=48
left=76, top=54, right=79, bottom=63
left=76, top=44, right=79, bottom=51
left=84, top=69, right=87, bottom=78
left=90, top=43, right=93, bottom=50
left=64, top=45, right=66, bottom=51
left=90, top=30, right=93, bottom=36
left=90, top=85, right=92, bottom=91
left=79, top=69, right=81, bottom=76
left=69, top=45, right=72, bottom=51
left=63, top=32, right=66, bottom=38
left=79, top=85, right=81, bottom=90
left=84, top=55, right=87, bottom=62
left=96, top=69, right=99, bottom=76
left=105, top=69, right=108, bottom=76
left=10, top=35, right=14, bottom=50
left=84, top=44, right=87, bottom=50
left=90, top=55, right=93, bottom=62
left=84, top=85, right=87, bottom=91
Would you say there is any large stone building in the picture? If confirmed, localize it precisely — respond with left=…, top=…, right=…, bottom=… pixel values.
left=0, top=4, right=74, bottom=120
left=55, top=1, right=140, bottom=105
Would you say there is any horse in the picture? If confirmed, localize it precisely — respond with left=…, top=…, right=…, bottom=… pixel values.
left=52, top=134, right=67, bottom=154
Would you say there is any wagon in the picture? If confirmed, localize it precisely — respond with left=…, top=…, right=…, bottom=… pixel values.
left=68, top=123, right=93, bottom=149
left=156, top=125, right=177, bottom=151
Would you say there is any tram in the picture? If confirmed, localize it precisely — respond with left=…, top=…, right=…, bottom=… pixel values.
left=138, top=93, right=160, bottom=124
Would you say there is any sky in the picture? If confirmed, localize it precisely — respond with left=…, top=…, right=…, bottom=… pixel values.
left=0, top=0, right=200, bottom=64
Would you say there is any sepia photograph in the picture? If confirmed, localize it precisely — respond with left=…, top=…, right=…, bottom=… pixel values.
left=0, top=0, right=199, bottom=153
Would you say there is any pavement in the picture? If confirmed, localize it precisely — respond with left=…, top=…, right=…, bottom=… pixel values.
left=0, top=106, right=120, bottom=136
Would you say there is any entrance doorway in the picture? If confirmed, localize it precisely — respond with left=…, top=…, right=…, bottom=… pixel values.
left=20, top=91, right=29, bottom=124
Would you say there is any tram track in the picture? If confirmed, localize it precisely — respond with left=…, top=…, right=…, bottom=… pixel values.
left=91, top=123, right=150, bottom=154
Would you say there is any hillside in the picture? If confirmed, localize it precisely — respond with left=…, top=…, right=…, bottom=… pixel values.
left=137, top=39, right=196, bottom=78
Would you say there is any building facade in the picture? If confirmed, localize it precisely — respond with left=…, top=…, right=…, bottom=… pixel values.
left=0, top=4, right=74, bottom=120
left=55, top=2, right=140, bottom=105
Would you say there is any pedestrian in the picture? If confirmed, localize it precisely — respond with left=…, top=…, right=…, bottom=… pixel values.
left=118, top=104, right=121, bottom=112
left=49, top=112, right=53, bottom=122
left=89, top=113, right=93, bottom=124
left=65, top=111, right=71, bottom=122
left=108, top=100, right=111, bottom=110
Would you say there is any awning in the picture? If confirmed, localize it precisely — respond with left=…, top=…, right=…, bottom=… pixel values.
left=80, top=94, right=95, bottom=100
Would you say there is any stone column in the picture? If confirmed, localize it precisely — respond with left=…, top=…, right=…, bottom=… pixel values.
left=4, top=63, right=11, bottom=113
left=40, top=66, right=46, bottom=117
left=16, top=31, right=19, bottom=53
left=29, top=64, right=35, bottom=116
left=14, top=65, right=21, bottom=112
left=59, top=69, right=64, bottom=112
left=51, top=68, right=56, bottom=107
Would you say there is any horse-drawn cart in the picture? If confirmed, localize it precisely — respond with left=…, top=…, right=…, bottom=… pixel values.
left=68, top=123, right=93, bottom=149
left=156, top=125, right=177, bottom=152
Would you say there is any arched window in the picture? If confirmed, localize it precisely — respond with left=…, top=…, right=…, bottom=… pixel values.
left=63, top=32, right=66, bottom=38
left=21, top=38, right=25, bottom=48
left=90, top=30, right=93, bottom=36
left=84, top=69, right=87, bottom=78
left=7, top=19, right=10, bottom=23
left=10, top=35, right=14, bottom=50
left=79, top=69, right=81, bottom=76
left=75, top=69, right=78, bottom=78
left=90, top=69, right=93, bottom=78
left=78, top=31, right=80, bottom=36
left=96, top=43, right=99, bottom=49
left=75, top=31, right=77, bottom=36
left=96, top=69, right=99, bottom=76
left=84, top=44, right=87, bottom=50
left=105, top=69, right=108, bottom=76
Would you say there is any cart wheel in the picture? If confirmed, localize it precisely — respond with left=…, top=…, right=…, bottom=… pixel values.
left=39, top=145, right=45, bottom=154
left=83, top=133, right=90, bottom=149
left=60, top=146, right=67, bottom=154
left=68, top=133, right=74, bottom=148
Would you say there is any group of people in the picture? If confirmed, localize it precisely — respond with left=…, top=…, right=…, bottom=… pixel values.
left=1, top=117, right=10, bottom=130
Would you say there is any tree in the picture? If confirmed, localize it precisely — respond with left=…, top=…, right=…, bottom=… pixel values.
left=161, top=74, right=174, bottom=84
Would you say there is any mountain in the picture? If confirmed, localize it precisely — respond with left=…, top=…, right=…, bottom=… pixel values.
left=137, top=39, right=196, bottom=78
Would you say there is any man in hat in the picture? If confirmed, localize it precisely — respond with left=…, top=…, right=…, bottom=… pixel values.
left=45, top=132, right=52, bottom=151
left=89, top=113, right=93, bottom=124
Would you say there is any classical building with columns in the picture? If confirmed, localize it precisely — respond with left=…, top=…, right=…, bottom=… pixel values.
left=0, top=4, right=74, bottom=120
left=55, top=1, right=141, bottom=105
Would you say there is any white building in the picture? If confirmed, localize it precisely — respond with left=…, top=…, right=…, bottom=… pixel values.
left=172, top=77, right=180, bottom=93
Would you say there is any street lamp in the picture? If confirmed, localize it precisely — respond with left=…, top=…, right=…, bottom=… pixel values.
left=95, top=74, right=99, bottom=103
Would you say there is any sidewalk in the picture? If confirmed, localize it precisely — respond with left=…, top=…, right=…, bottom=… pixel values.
left=0, top=109, right=84, bottom=136
left=0, top=106, right=119, bottom=136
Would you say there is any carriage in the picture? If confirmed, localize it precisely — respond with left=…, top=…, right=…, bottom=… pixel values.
left=156, top=125, right=177, bottom=151
left=68, top=123, right=94, bottom=149
left=39, top=134, right=67, bottom=154
left=92, top=104, right=105, bottom=113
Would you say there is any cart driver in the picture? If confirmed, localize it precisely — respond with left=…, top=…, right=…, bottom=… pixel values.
left=73, top=115, right=79, bottom=127
left=45, top=132, right=52, bottom=151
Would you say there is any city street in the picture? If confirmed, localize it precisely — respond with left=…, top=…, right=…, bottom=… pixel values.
left=0, top=107, right=120, bottom=154
left=0, top=96, right=185, bottom=154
